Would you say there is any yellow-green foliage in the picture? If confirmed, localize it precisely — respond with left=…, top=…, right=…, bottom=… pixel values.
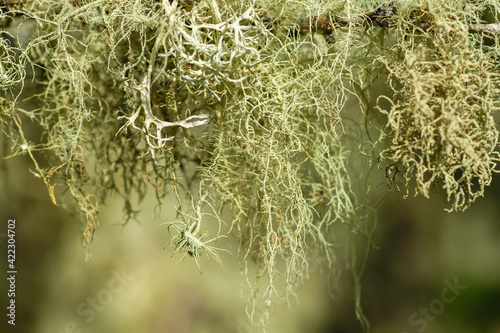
left=1, top=0, right=499, bottom=325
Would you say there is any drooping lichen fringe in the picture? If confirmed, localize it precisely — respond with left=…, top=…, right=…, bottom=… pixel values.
left=1, top=0, right=500, bottom=326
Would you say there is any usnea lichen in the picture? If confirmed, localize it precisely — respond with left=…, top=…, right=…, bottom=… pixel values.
left=1, top=0, right=500, bottom=326
left=375, top=2, right=500, bottom=212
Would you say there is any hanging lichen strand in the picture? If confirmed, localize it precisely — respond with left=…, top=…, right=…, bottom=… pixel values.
left=1, top=0, right=500, bottom=326
left=375, top=2, right=500, bottom=211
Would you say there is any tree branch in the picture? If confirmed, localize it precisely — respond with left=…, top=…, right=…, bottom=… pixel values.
left=296, top=5, right=500, bottom=43
left=468, top=23, right=500, bottom=34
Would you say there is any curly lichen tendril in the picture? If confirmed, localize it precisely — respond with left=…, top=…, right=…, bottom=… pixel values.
left=375, top=6, right=500, bottom=211
left=119, top=74, right=210, bottom=161
left=166, top=215, right=227, bottom=272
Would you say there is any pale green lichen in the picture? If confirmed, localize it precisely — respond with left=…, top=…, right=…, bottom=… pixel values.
left=2, top=0, right=500, bottom=328
left=375, top=1, right=500, bottom=211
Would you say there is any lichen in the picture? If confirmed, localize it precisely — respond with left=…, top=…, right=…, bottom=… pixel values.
left=2, top=0, right=500, bottom=327
left=374, top=1, right=500, bottom=211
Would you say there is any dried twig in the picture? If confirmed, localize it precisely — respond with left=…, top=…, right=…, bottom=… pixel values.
left=468, top=23, right=500, bottom=34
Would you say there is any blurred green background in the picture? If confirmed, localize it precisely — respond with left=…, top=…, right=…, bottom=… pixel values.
left=1, top=136, right=500, bottom=333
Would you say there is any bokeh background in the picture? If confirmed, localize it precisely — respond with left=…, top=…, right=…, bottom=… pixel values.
left=1, top=132, right=500, bottom=333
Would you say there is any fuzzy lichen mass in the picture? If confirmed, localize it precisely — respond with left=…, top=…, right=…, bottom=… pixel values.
left=1, top=0, right=499, bottom=326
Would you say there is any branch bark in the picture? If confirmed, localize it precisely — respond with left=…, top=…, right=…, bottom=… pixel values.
left=295, top=5, right=500, bottom=43
left=468, top=23, right=500, bottom=34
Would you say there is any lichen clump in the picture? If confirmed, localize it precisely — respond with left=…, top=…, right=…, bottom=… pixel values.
left=377, top=3, right=500, bottom=211
left=1, top=0, right=500, bottom=325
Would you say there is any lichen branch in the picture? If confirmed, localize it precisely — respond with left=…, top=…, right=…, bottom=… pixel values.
left=120, top=74, right=209, bottom=161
